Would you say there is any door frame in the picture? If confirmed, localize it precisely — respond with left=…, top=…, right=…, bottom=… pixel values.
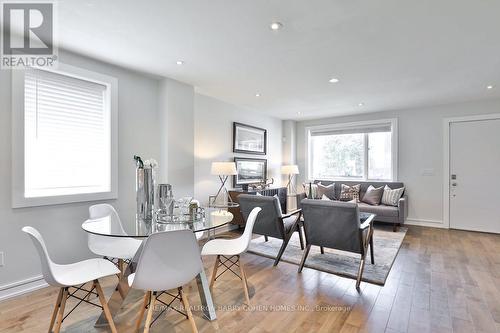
left=443, top=113, right=500, bottom=229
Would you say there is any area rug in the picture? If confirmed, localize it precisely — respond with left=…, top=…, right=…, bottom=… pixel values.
left=247, top=226, right=407, bottom=286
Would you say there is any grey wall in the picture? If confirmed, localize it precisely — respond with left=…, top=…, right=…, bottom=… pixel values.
left=296, top=98, right=500, bottom=227
left=158, top=78, right=195, bottom=197
left=0, top=51, right=161, bottom=291
left=193, top=93, right=283, bottom=205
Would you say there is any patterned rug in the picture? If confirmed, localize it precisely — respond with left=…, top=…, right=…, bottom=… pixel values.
left=246, top=225, right=407, bottom=286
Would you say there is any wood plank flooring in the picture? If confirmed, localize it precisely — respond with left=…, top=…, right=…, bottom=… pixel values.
left=1, top=226, right=500, bottom=333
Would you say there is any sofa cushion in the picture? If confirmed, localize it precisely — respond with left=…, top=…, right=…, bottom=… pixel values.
left=381, top=185, right=405, bottom=206
left=361, top=185, right=384, bottom=205
left=317, top=182, right=336, bottom=200
left=339, top=184, right=361, bottom=202
left=357, top=202, right=399, bottom=217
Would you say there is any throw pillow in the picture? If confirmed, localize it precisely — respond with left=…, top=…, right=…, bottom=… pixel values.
left=381, top=185, right=405, bottom=206
left=321, top=194, right=331, bottom=201
left=317, top=182, right=335, bottom=200
left=302, top=183, right=319, bottom=199
left=362, top=185, right=384, bottom=205
left=339, top=184, right=361, bottom=202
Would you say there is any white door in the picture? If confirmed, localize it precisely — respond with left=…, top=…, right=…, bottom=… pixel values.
left=450, top=118, right=500, bottom=233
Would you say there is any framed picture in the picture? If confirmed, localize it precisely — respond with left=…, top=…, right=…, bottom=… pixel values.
left=233, top=157, right=267, bottom=187
left=233, top=122, right=267, bottom=155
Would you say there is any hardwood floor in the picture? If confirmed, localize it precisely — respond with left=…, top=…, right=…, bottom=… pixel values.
left=1, top=226, right=500, bottom=333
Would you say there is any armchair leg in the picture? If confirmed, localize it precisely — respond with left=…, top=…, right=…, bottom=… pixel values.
left=297, top=225, right=305, bottom=250
left=369, top=233, right=375, bottom=264
left=274, top=235, right=292, bottom=266
left=320, top=246, right=325, bottom=254
left=264, top=235, right=269, bottom=242
left=298, top=244, right=311, bottom=273
left=355, top=257, right=366, bottom=290
left=392, top=223, right=400, bottom=232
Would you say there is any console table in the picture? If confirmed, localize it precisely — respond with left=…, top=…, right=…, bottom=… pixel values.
left=228, top=187, right=287, bottom=227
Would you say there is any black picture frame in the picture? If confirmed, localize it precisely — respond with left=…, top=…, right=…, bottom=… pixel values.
left=233, top=122, right=267, bottom=155
left=233, top=157, right=267, bottom=187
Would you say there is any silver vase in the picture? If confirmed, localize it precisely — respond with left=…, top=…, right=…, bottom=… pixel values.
left=136, top=167, right=155, bottom=221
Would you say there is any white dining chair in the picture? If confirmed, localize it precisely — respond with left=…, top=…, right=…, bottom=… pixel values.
left=22, top=226, right=119, bottom=333
left=201, top=207, right=262, bottom=305
left=129, top=230, right=202, bottom=333
left=88, top=204, right=142, bottom=277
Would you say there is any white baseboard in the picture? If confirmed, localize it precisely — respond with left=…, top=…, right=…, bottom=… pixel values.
left=0, top=275, right=48, bottom=302
left=405, top=218, right=447, bottom=229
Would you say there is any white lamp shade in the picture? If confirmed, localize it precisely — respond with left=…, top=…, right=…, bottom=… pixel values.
left=281, top=165, right=299, bottom=175
left=211, top=162, right=237, bottom=176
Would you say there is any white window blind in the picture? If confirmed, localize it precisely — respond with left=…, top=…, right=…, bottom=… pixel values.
left=24, top=68, right=111, bottom=198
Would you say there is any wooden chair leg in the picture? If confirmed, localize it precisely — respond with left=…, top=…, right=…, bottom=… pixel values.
left=274, top=235, right=291, bottom=266
left=320, top=246, right=325, bottom=254
left=48, top=288, right=63, bottom=333
left=94, top=280, right=118, bottom=333
left=118, top=259, right=125, bottom=280
left=144, top=291, right=156, bottom=333
left=356, top=257, right=366, bottom=290
left=179, top=287, right=198, bottom=333
left=297, top=225, right=305, bottom=250
left=237, top=256, right=251, bottom=305
left=53, top=287, right=68, bottom=333
left=298, top=244, right=311, bottom=273
left=264, top=235, right=269, bottom=242
left=209, top=255, right=220, bottom=289
left=134, top=292, right=150, bottom=332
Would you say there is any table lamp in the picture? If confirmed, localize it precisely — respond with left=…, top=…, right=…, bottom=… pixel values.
left=281, top=164, right=299, bottom=194
left=210, top=162, right=238, bottom=207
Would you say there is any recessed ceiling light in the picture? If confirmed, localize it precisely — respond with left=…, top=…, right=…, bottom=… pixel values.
left=176, top=60, right=184, bottom=65
left=358, top=103, right=365, bottom=107
left=329, top=78, right=340, bottom=83
left=270, top=22, right=283, bottom=30
left=487, top=85, right=494, bottom=90
left=297, top=111, right=301, bottom=115
left=255, top=93, right=261, bottom=97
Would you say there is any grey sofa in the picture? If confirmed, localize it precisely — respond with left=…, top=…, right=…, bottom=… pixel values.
left=298, top=180, right=408, bottom=231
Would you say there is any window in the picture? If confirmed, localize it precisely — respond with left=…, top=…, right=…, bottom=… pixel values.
left=12, top=64, right=118, bottom=207
left=306, top=119, right=397, bottom=181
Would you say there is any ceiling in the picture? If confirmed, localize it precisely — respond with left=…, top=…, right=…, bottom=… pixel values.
left=54, top=0, right=500, bottom=119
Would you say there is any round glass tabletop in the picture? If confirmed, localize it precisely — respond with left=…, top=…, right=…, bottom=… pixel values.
left=81, top=207, right=233, bottom=238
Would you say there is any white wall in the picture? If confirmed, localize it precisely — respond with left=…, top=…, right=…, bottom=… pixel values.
left=296, top=98, right=500, bottom=228
left=0, top=51, right=161, bottom=296
left=158, top=78, right=195, bottom=197
left=194, top=94, right=283, bottom=205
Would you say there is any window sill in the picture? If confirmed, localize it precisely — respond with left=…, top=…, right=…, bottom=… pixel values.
left=12, top=190, right=118, bottom=209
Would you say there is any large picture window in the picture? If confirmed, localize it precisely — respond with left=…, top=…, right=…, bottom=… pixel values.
left=306, top=119, right=397, bottom=181
left=12, top=64, right=118, bottom=207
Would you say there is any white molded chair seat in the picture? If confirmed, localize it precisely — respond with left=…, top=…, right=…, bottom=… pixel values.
left=201, top=207, right=262, bottom=305
left=22, top=226, right=119, bottom=333
left=88, top=204, right=142, bottom=260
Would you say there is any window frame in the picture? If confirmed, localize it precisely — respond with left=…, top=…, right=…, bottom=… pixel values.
left=305, top=118, right=398, bottom=182
left=11, top=63, right=118, bottom=208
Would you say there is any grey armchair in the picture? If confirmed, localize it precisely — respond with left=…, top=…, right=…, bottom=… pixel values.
left=239, top=194, right=304, bottom=266
left=300, top=199, right=375, bottom=289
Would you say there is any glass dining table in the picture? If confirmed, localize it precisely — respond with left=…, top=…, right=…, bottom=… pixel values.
left=81, top=207, right=234, bottom=326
